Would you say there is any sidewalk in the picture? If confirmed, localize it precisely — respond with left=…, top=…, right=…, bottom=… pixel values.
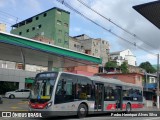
left=138, top=106, right=160, bottom=111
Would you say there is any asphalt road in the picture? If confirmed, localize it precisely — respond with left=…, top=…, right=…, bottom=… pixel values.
left=0, top=98, right=28, bottom=111
left=1, top=115, right=160, bottom=120
left=0, top=98, right=160, bottom=120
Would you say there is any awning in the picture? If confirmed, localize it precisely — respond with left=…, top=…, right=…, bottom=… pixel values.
left=133, top=1, right=160, bottom=29
left=0, top=32, right=101, bottom=68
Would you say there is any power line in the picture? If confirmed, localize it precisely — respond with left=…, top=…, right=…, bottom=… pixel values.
left=56, top=0, right=156, bottom=56
left=0, top=17, right=13, bottom=25
left=0, top=10, right=19, bottom=20
left=0, top=10, right=22, bottom=24
left=76, top=0, right=157, bottom=50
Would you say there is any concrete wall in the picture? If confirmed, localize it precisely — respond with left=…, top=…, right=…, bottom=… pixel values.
left=64, top=65, right=99, bottom=76
left=0, top=23, right=6, bottom=32
left=97, top=73, right=143, bottom=86
left=145, top=100, right=153, bottom=107
left=0, top=68, right=38, bottom=89
left=69, top=37, right=84, bottom=52
left=70, top=35, right=110, bottom=66
left=125, top=55, right=136, bottom=66
left=11, top=8, right=70, bottom=48
left=110, top=49, right=136, bottom=66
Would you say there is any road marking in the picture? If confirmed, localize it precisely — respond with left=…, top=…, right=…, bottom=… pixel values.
left=18, top=102, right=26, bottom=104
left=9, top=110, right=28, bottom=111
left=18, top=102, right=24, bottom=104
left=10, top=107, right=18, bottom=109
left=144, top=118, right=160, bottom=120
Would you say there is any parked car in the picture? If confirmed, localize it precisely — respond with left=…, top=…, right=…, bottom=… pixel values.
left=0, top=95, right=3, bottom=104
left=5, top=89, right=31, bottom=99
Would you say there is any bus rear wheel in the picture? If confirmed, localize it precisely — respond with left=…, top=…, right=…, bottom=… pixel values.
left=77, top=104, right=87, bottom=118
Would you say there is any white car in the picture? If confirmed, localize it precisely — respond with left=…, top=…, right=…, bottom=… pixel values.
left=5, top=89, right=31, bottom=99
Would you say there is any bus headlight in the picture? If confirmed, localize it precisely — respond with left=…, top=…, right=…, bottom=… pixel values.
left=46, top=102, right=52, bottom=109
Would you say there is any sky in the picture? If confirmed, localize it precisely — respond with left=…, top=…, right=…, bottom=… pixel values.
left=0, top=0, right=159, bottom=65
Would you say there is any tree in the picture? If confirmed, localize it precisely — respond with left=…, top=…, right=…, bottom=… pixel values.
left=105, top=61, right=118, bottom=72
left=120, top=62, right=129, bottom=73
left=139, top=61, right=156, bottom=73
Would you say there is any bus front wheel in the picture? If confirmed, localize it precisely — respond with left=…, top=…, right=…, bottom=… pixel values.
left=77, top=104, right=87, bottom=118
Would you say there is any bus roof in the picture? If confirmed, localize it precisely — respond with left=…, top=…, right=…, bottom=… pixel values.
left=37, top=71, right=142, bottom=88
left=90, top=76, right=142, bottom=88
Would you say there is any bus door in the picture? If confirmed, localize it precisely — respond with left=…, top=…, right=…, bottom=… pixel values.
left=95, top=83, right=104, bottom=111
left=115, top=86, right=123, bottom=110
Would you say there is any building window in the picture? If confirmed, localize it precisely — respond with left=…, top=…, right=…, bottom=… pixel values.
left=81, top=46, right=84, bottom=49
left=26, top=29, right=29, bottom=32
left=106, top=49, right=109, bottom=54
left=19, top=32, right=22, bottom=35
left=43, top=13, right=47, bottom=17
left=2, top=62, right=7, bottom=68
left=32, top=27, right=35, bottom=31
left=38, top=24, right=42, bottom=29
left=57, top=20, right=62, bottom=25
left=57, top=10, right=61, bottom=15
left=58, top=30, right=62, bottom=34
left=65, top=32, right=68, bottom=36
left=74, top=44, right=76, bottom=47
left=26, top=18, right=32, bottom=24
left=36, top=16, right=39, bottom=20
left=93, top=42, right=96, bottom=46
left=64, top=41, right=68, bottom=45
left=58, top=39, right=61, bottom=43
left=64, top=23, right=68, bottom=27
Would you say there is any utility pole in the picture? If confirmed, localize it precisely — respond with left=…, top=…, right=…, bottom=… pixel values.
left=157, top=54, right=159, bottom=109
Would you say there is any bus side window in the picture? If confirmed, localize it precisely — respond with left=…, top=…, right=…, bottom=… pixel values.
left=104, top=85, right=115, bottom=101
left=76, top=76, right=92, bottom=100
left=123, top=86, right=130, bottom=101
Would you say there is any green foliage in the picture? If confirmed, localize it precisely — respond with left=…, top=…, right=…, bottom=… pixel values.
left=105, top=61, right=118, bottom=72
left=120, top=62, right=129, bottom=73
left=0, top=82, right=18, bottom=95
left=139, top=61, right=156, bottom=73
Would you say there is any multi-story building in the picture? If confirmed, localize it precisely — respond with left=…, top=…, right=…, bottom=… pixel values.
left=11, top=7, right=70, bottom=48
left=110, top=49, right=136, bottom=66
left=69, top=36, right=84, bottom=52
left=70, top=34, right=110, bottom=66
left=0, top=23, right=6, bottom=32
left=65, top=34, right=110, bottom=75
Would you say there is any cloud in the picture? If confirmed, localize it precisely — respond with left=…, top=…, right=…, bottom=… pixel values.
left=0, top=0, right=16, bottom=8
left=137, top=54, right=157, bottom=63
left=67, top=0, right=159, bottom=53
left=23, top=0, right=42, bottom=14
left=74, top=27, right=81, bottom=32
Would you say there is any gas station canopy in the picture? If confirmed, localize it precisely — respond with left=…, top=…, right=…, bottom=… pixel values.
left=0, top=32, right=101, bottom=68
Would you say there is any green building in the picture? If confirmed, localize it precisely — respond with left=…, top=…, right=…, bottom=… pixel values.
left=11, top=7, right=70, bottom=48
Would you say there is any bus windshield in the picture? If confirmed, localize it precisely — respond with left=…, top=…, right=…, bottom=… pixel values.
left=31, top=72, right=58, bottom=100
